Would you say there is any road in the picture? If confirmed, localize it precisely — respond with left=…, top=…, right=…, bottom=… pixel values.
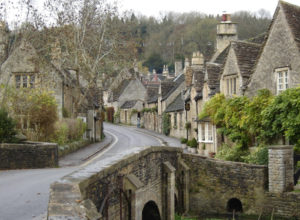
left=0, top=123, right=180, bottom=220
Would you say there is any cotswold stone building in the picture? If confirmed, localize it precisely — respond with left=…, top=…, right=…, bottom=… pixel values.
left=245, top=1, right=300, bottom=96
left=0, top=23, right=103, bottom=141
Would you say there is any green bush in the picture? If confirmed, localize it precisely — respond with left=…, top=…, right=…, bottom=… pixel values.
left=52, top=118, right=86, bottom=145
left=187, top=138, right=197, bottom=148
left=242, top=145, right=268, bottom=165
left=0, top=108, right=16, bottom=143
left=180, top=138, right=188, bottom=144
left=215, top=144, right=249, bottom=162
left=53, top=122, right=68, bottom=145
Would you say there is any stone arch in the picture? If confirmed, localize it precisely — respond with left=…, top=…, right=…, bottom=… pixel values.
left=227, top=198, right=243, bottom=213
left=142, top=200, right=161, bottom=220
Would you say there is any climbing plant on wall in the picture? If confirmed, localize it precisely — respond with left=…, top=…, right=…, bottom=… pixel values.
left=162, top=112, right=171, bottom=136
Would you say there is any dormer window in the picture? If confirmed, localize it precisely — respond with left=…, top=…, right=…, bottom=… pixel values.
left=14, top=73, right=36, bottom=88
left=224, top=75, right=237, bottom=96
left=275, top=67, right=289, bottom=94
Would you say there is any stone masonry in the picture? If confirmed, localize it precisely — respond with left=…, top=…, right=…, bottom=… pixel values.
left=0, top=142, right=58, bottom=169
left=268, top=145, right=294, bottom=193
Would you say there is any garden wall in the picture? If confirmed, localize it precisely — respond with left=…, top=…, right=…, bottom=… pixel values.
left=0, top=142, right=58, bottom=169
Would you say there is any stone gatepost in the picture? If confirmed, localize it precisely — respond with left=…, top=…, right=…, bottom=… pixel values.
left=268, top=145, right=294, bottom=193
left=163, top=161, right=176, bottom=220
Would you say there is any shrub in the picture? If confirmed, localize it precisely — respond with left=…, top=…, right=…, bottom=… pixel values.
left=52, top=118, right=86, bottom=145
left=53, top=122, right=68, bottom=145
left=162, top=113, right=171, bottom=136
left=242, top=145, right=268, bottom=165
left=0, top=108, right=16, bottom=143
left=180, top=138, right=188, bottom=144
left=215, top=144, right=248, bottom=162
left=188, top=138, right=198, bottom=148
left=185, top=122, right=191, bottom=130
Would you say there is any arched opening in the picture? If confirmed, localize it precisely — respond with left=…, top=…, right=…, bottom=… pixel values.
left=142, top=201, right=161, bottom=220
left=227, top=198, right=243, bottom=213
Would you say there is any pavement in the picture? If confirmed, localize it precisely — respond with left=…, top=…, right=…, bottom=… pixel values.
left=59, top=131, right=113, bottom=167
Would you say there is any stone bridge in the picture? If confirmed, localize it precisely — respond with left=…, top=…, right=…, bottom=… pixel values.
left=48, top=146, right=300, bottom=220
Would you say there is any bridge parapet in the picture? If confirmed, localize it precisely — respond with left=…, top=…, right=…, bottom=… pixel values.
left=48, top=146, right=182, bottom=220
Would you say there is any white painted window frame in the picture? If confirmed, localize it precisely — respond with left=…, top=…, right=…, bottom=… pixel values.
left=198, top=122, right=213, bottom=143
left=275, top=67, right=289, bottom=94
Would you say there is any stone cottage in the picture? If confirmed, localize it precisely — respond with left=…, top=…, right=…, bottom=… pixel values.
left=0, top=23, right=102, bottom=141
left=245, top=1, right=300, bottom=96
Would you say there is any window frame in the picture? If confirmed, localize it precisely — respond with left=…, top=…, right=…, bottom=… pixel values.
left=275, top=67, right=289, bottom=94
left=198, top=122, right=214, bottom=143
left=14, top=73, right=36, bottom=88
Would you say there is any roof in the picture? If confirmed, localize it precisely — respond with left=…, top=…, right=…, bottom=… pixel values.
left=246, top=32, right=267, bottom=44
left=108, top=79, right=130, bottom=102
left=120, top=100, right=138, bottom=109
left=280, top=1, right=300, bottom=52
left=214, top=46, right=230, bottom=65
left=231, top=41, right=261, bottom=79
left=206, top=63, right=222, bottom=95
left=161, top=73, right=185, bottom=101
left=146, top=85, right=159, bottom=104
left=165, top=94, right=184, bottom=112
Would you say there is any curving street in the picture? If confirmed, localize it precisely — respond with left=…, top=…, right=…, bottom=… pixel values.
left=0, top=123, right=180, bottom=220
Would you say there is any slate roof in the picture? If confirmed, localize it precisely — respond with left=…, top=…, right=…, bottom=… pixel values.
left=146, top=85, right=159, bottom=104
left=281, top=1, right=300, bottom=52
left=120, top=100, right=138, bottom=109
left=165, top=94, right=184, bottom=113
left=214, top=46, right=230, bottom=65
left=246, top=33, right=267, bottom=44
left=161, top=73, right=185, bottom=101
left=206, top=63, right=222, bottom=95
left=231, top=41, right=261, bottom=79
left=108, top=79, right=130, bottom=102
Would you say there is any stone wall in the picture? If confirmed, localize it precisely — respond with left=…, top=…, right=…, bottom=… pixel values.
left=48, top=147, right=181, bottom=220
left=182, top=153, right=268, bottom=215
left=0, top=142, right=58, bottom=169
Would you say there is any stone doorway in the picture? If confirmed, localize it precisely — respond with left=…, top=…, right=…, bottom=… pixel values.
left=142, top=201, right=161, bottom=220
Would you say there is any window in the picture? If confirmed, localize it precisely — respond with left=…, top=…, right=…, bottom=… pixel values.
left=14, top=73, right=36, bottom=88
left=199, top=122, right=213, bottom=143
left=174, top=113, right=177, bottom=127
left=276, top=68, right=289, bottom=94
left=179, top=112, right=183, bottom=129
left=225, top=76, right=238, bottom=96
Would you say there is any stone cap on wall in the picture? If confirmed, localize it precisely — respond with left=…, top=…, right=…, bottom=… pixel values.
left=268, top=145, right=294, bottom=150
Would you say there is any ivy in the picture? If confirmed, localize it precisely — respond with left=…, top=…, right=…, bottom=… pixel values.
left=200, top=89, right=274, bottom=150
left=141, top=106, right=158, bottom=113
left=261, top=87, right=300, bottom=148
left=162, top=112, right=171, bottom=136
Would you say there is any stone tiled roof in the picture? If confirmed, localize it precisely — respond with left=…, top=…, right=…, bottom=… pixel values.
left=161, top=73, right=185, bottom=101
left=146, top=85, right=159, bottom=104
left=108, top=79, right=130, bottom=102
left=231, top=41, right=261, bottom=79
left=206, top=63, right=222, bottom=95
left=165, top=94, right=184, bottom=112
left=214, top=46, right=230, bottom=65
left=120, top=100, right=138, bottom=109
left=246, top=32, right=267, bottom=44
left=281, top=1, right=300, bottom=52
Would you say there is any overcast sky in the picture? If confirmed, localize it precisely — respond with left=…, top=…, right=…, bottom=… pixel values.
left=116, top=0, right=300, bottom=17
left=2, top=0, right=300, bottom=27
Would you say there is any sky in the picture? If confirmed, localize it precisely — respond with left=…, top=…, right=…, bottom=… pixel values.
left=2, top=0, right=300, bottom=27
left=116, top=0, right=300, bottom=17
